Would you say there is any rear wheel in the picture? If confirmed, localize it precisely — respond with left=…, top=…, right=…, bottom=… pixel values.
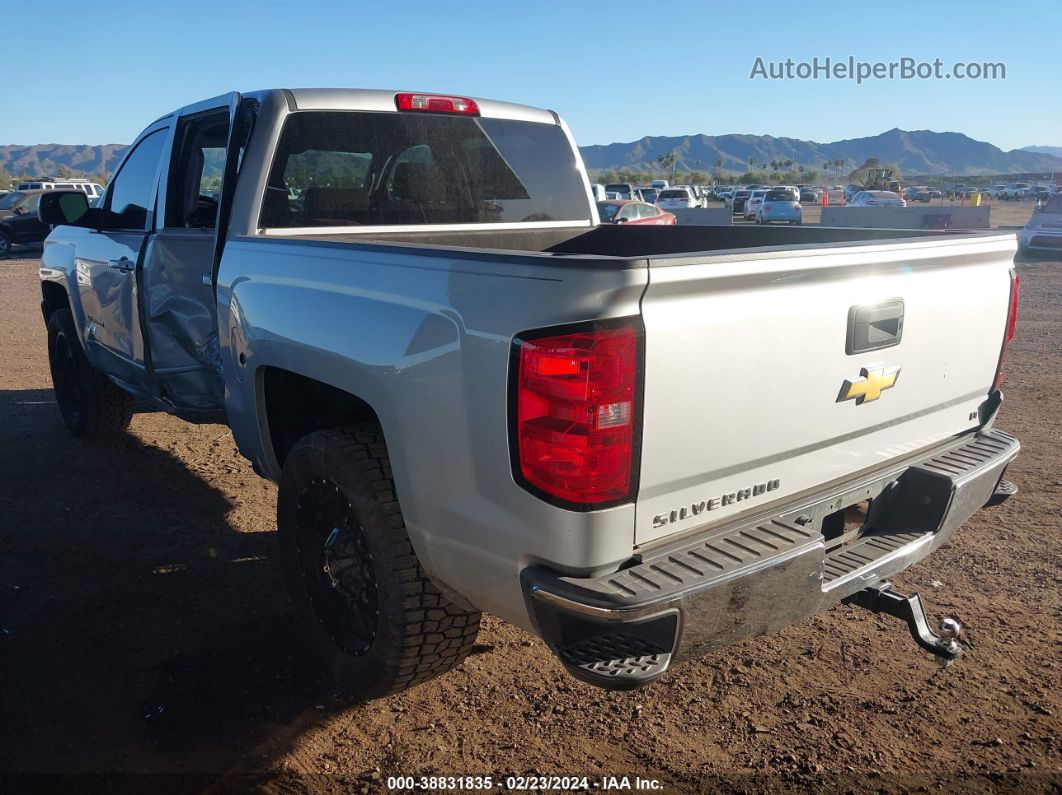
left=47, top=308, right=134, bottom=439
left=278, top=423, right=481, bottom=698
left=0, top=231, right=11, bottom=257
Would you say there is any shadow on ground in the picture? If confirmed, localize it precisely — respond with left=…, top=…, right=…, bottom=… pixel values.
left=0, top=389, right=330, bottom=786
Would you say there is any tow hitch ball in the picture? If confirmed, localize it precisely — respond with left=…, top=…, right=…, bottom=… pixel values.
left=844, top=582, right=964, bottom=662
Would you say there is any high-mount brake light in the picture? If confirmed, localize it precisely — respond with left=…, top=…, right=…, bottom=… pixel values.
left=395, top=93, right=480, bottom=115
left=992, top=269, right=1019, bottom=391
left=511, top=324, right=641, bottom=509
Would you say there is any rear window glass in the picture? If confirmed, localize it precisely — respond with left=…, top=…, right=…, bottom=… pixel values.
left=869, top=191, right=900, bottom=199
left=658, top=190, right=688, bottom=199
left=766, top=190, right=796, bottom=201
left=261, top=111, right=590, bottom=228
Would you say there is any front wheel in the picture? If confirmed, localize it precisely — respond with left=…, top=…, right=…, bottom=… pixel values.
left=0, top=231, right=11, bottom=257
left=278, top=423, right=481, bottom=698
left=47, top=308, right=134, bottom=439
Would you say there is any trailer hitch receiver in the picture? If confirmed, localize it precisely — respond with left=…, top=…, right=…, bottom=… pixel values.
left=844, top=581, right=964, bottom=662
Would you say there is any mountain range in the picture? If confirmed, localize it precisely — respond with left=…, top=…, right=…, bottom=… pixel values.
left=580, top=129, right=1062, bottom=177
left=1020, top=145, right=1062, bottom=159
left=0, top=144, right=127, bottom=179
left=2, top=129, right=1061, bottom=181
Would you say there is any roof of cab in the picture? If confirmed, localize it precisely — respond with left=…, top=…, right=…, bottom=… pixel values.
left=283, top=88, right=558, bottom=125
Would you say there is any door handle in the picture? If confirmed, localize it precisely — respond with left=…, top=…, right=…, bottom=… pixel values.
left=846, top=299, right=904, bottom=354
left=107, top=257, right=134, bottom=272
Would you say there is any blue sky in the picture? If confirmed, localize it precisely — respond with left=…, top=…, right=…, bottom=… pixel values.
left=4, top=0, right=1058, bottom=150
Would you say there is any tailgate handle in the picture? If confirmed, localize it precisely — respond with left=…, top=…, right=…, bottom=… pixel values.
left=846, top=298, right=904, bottom=354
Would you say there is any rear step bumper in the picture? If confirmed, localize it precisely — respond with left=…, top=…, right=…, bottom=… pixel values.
left=522, top=429, right=1019, bottom=690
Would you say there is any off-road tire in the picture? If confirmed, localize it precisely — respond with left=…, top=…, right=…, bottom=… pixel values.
left=47, top=308, right=134, bottom=439
left=278, top=423, right=481, bottom=698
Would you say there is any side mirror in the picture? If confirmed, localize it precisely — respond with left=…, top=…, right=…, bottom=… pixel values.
left=616, top=217, right=629, bottom=223
left=38, top=191, right=91, bottom=226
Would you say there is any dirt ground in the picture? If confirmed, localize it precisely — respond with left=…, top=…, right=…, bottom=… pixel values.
left=0, top=239, right=1058, bottom=793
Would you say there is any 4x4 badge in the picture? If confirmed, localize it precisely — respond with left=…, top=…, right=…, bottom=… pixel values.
left=839, top=365, right=901, bottom=404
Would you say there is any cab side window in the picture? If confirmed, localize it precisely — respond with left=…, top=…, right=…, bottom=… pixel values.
left=107, top=129, right=167, bottom=229
left=167, top=111, right=230, bottom=229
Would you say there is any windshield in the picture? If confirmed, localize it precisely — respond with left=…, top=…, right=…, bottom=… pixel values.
left=1037, top=196, right=1062, bottom=214
left=262, top=111, right=590, bottom=228
left=0, top=192, right=26, bottom=210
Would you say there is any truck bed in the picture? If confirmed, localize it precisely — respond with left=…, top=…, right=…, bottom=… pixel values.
left=262, top=224, right=1004, bottom=263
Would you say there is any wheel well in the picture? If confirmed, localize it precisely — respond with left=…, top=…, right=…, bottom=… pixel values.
left=262, top=367, right=380, bottom=467
left=41, top=281, right=70, bottom=321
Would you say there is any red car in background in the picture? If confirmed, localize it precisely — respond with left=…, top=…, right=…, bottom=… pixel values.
left=596, top=200, right=676, bottom=225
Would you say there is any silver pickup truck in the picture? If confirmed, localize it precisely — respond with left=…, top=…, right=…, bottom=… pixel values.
left=38, top=89, right=1020, bottom=695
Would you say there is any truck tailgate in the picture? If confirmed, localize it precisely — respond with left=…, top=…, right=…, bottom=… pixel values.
left=635, top=234, right=1016, bottom=545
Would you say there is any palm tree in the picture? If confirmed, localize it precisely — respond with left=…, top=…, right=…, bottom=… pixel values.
left=657, top=151, right=677, bottom=182
left=747, top=156, right=757, bottom=172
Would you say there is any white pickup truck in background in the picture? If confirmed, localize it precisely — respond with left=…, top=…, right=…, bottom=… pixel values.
left=38, top=88, right=1020, bottom=696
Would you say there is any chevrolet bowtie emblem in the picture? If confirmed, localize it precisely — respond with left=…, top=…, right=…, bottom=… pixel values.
left=838, top=365, right=901, bottom=404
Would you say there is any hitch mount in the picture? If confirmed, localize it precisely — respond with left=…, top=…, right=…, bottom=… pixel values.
left=844, top=581, right=964, bottom=662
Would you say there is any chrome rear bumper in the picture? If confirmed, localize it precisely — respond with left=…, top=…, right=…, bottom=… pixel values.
left=523, top=429, right=1020, bottom=689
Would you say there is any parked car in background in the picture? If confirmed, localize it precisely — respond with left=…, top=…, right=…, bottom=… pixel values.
left=1002, top=182, right=1030, bottom=200
left=675, top=185, right=705, bottom=208
left=756, top=189, right=802, bottom=225
left=728, top=189, right=751, bottom=214
left=0, top=189, right=83, bottom=255
left=656, top=187, right=698, bottom=211
left=596, top=199, right=676, bottom=225
left=649, top=179, right=669, bottom=191
left=1019, top=195, right=1062, bottom=253
left=744, top=188, right=769, bottom=219
left=16, top=178, right=106, bottom=201
left=849, top=190, right=907, bottom=208
left=588, top=183, right=607, bottom=201
left=798, top=186, right=821, bottom=203
left=635, top=187, right=659, bottom=203
left=604, top=183, right=636, bottom=200
left=906, top=187, right=932, bottom=203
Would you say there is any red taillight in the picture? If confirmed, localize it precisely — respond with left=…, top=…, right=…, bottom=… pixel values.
left=513, top=324, right=640, bottom=508
left=992, top=269, right=1019, bottom=390
left=395, top=92, right=480, bottom=115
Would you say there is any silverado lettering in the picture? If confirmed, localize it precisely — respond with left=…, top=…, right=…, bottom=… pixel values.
left=652, top=479, right=781, bottom=528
